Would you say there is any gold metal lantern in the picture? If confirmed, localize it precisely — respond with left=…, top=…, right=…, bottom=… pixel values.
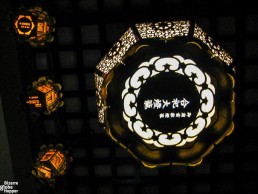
left=26, top=76, right=64, bottom=115
left=13, top=6, right=55, bottom=47
left=94, top=20, right=235, bottom=168
left=32, top=144, right=73, bottom=186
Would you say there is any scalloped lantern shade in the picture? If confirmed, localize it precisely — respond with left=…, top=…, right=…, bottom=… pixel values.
left=26, top=76, right=64, bottom=115
left=94, top=20, right=235, bottom=168
left=31, top=144, right=73, bottom=186
left=13, top=6, right=55, bottom=47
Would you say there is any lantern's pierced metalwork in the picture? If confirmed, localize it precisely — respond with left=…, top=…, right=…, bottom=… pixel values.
left=13, top=6, right=55, bottom=47
left=94, top=20, right=235, bottom=168
left=26, top=76, right=64, bottom=115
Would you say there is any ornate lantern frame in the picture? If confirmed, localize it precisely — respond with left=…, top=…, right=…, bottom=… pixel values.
left=26, top=76, right=64, bottom=115
left=32, top=144, right=72, bottom=186
left=13, top=6, right=55, bottom=47
left=95, top=20, right=235, bottom=167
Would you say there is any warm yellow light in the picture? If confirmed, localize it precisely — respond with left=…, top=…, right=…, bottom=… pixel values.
left=14, top=15, right=35, bottom=35
left=32, top=144, right=72, bottom=186
left=26, top=76, right=64, bottom=115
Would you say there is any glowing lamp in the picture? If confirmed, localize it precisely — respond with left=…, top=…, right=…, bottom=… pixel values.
left=13, top=6, right=55, bottom=47
left=94, top=20, right=235, bottom=167
left=32, top=144, right=73, bottom=186
left=26, top=76, right=64, bottom=115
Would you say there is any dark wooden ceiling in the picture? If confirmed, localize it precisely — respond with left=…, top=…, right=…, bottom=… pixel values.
left=1, top=0, right=258, bottom=193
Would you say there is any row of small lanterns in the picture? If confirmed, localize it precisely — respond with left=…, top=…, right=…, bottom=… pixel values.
left=12, top=6, right=71, bottom=188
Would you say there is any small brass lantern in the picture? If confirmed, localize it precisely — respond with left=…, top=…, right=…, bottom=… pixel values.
left=26, top=76, right=64, bottom=115
left=32, top=144, right=72, bottom=186
left=13, top=6, right=55, bottom=47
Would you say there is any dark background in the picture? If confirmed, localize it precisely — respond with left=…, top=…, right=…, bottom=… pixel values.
left=1, top=0, right=258, bottom=194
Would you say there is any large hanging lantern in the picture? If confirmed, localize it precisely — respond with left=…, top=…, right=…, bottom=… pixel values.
left=26, top=76, right=64, bottom=115
left=13, top=6, right=55, bottom=47
left=31, top=144, right=73, bottom=186
left=94, top=20, right=235, bottom=168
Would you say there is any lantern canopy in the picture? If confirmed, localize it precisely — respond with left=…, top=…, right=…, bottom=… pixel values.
left=31, top=144, right=73, bottom=186
left=26, top=76, right=64, bottom=115
left=13, top=6, right=55, bottom=47
left=94, top=20, right=235, bottom=168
